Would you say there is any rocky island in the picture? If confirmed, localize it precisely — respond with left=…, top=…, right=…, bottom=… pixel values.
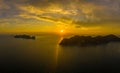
left=59, top=34, right=120, bottom=47
left=14, top=34, right=35, bottom=40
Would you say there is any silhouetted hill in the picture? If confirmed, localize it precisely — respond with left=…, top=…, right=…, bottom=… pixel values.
left=59, top=34, right=120, bottom=47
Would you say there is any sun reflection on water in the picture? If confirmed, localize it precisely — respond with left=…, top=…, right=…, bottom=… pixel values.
left=54, top=36, right=63, bottom=72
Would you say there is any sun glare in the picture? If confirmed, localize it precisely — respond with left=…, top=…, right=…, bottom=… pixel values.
left=57, top=29, right=66, bottom=35
left=60, top=30, right=64, bottom=33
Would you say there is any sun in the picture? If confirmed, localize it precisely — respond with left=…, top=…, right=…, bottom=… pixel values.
left=60, top=30, right=64, bottom=33
left=57, top=29, right=66, bottom=35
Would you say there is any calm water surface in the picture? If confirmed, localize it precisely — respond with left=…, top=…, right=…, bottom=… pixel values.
left=0, top=34, right=120, bottom=72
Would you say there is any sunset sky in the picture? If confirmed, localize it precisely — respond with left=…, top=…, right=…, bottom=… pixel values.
left=0, top=0, right=120, bottom=34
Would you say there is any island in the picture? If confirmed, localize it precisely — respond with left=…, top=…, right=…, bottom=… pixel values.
left=14, top=34, right=36, bottom=40
left=59, top=34, right=120, bottom=47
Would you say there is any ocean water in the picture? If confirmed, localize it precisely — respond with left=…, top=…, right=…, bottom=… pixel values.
left=0, top=34, right=120, bottom=72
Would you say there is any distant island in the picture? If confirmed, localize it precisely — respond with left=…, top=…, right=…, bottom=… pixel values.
left=59, top=34, right=120, bottom=47
left=14, top=34, right=35, bottom=40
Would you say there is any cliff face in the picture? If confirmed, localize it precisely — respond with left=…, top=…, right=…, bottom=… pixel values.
left=59, top=34, right=120, bottom=47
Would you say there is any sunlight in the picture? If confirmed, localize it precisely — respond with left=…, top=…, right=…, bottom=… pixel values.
left=60, top=30, right=64, bottom=33
left=59, top=29, right=65, bottom=35
left=54, top=36, right=63, bottom=70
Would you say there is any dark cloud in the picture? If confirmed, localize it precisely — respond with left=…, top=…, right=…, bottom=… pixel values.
left=25, top=0, right=120, bottom=23
left=0, top=0, right=120, bottom=27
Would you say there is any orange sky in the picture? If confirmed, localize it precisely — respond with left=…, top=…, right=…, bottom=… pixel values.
left=0, top=0, right=120, bottom=35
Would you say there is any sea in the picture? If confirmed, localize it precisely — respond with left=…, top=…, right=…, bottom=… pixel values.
left=0, top=33, right=120, bottom=73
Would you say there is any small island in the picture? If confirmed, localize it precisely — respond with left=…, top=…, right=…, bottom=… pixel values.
left=14, top=34, right=36, bottom=40
left=59, top=34, right=120, bottom=47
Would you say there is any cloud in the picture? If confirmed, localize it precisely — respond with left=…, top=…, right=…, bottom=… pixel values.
left=0, top=0, right=120, bottom=29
